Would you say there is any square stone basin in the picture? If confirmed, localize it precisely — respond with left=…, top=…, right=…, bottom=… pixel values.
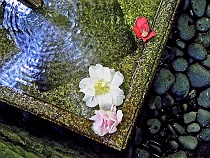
left=0, top=0, right=181, bottom=151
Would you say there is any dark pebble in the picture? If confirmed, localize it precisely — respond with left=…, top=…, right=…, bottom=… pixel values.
left=198, top=126, right=210, bottom=141
left=171, top=73, right=189, bottom=99
left=162, top=95, right=174, bottom=107
left=196, top=17, right=210, bottom=32
left=202, top=55, right=210, bottom=68
left=154, top=68, right=175, bottom=94
left=187, top=63, right=210, bottom=88
left=197, top=109, right=210, bottom=127
left=172, top=58, right=188, bottom=72
left=177, top=14, right=196, bottom=41
left=191, top=0, right=206, bottom=17
left=187, top=43, right=207, bottom=61
left=197, top=88, right=210, bottom=108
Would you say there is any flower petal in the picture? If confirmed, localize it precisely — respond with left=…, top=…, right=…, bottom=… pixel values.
left=133, top=25, right=142, bottom=38
left=142, top=30, right=156, bottom=42
left=89, top=64, right=102, bottom=82
left=110, top=71, right=124, bottom=87
left=97, top=93, right=113, bottom=110
left=83, top=94, right=98, bottom=107
left=135, top=17, right=147, bottom=28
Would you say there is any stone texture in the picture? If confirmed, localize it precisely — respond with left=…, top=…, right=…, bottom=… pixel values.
left=154, top=68, right=175, bottom=94
left=197, top=88, right=210, bottom=108
left=187, top=63, right=210, bottom=88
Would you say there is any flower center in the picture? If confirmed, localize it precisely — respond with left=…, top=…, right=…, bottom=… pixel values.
left=141, top=29, right=148, bottom=37
left=94, top=79, right=110, bottom=95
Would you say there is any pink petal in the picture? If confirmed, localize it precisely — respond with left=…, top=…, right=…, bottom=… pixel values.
left=135, top=17, right=147, bottom=28
left=133, top=25, right=142, bottom=38
left=142, top=30, right=156, bottom=42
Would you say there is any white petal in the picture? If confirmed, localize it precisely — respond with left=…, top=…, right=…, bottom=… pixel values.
left=102, top=67, right=112, bottom=82
left=111, top=92, right=125, bottom=106
left=110, top=71, right=124, bottom=87
left=89, top=65, right=101, bottom=82
left=97, top=93, right=113, bottom=110
left=79, top=78, right=92, bottom=89
left=117, top=110, right=123, bottom=122
left=83, top=95, right=98, bottom=107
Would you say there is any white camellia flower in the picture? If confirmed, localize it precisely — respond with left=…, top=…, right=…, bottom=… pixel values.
left=79, top=64, right=125, bottom=110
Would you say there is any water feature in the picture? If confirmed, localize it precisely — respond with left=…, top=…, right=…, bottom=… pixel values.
left=0, top=0, right=136, bottom=115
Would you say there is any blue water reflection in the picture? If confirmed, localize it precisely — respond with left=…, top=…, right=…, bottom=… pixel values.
left=0, top=0, right=96, bottom=92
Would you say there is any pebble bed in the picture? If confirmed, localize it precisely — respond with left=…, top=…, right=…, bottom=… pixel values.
left=131, top=0, right=210, bottom=157
left=0, top=0, right=210, bottom=157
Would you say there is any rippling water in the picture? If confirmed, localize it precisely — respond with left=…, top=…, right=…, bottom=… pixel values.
left=0, top=0, right=135, bottom=114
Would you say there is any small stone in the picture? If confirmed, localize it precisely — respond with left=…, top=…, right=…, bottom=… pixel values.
left=172, top=58, right=188, bottom=72
left=134, top=127, right=142, bottom=146
left=176, top=40, right=186, bottom=49
left=183, top=112, right=197, bottom=124
left=171, top=73, right=189, bottom=99
left=147, top=119, right=161, bottom=134
left=206, top=4, right=210, bottom=18
left=154, top=68, right=175, bottom=94
left=178, top=136, right=198, bottom=150
left=183, top=104, right=188, bottom=112
left=162, top=95, right=174, bottom=107
left=191, top=0, right=206, bottom=17
left=171, top=47, right=184, bottom=57
left=169, top=140, right=179, bottom=150
left=202, top=55, right=210, bottom=68
left=166, top=150, right=188, bottom=158
left=198, top=126, right=210, bottom=141
left=183, top=0, right=190, bottom=11
left=196, top=17, right=210, bottom=32
left=148, top=95, right=162, bottom=110
left=197, top=109, right=210, bottom=127
left=195, top=30, right=210, bottom=48
left=187, top=89, right=197, bottom=100
left=167, top=124, right=177, bottom=137
left=187, top=63, right=210, bottom=88
left=197, top=88, right=210, bottom=108
left=173, top=123, right=186, bottom=134
left=187, top=43, right=207, bottom=61
left=177, top=14, right=196, bottom=41
left=172, top=106, right=180, bottom=117
left=135, top=148, right=150, bottom=158
left=187, top=123, right=200, bottom=133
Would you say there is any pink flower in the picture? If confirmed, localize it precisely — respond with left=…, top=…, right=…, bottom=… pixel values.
left=133, top=16, right=156, bottom=42
left=90, top=106, right=123, bottom=136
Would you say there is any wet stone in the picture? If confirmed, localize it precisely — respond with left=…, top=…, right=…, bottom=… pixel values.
left=187, top=63, right=210, bottom=88
left=196, top=17, right=210, bottom=32
left=171, top=47, right=184, bottom=57
left=187, top=43, right=207, bottom=61
left=176, top=40, right=186, bottom=49
left=177, top=14, right=196, bottom=41
left=166, top=150, right=188, bottom=158
left=197, top=109, right=210, bottom=127
left=197, top=88, right=210, bottom=108
left=173, top=123, right=186, bottom=134
left=183, top=0, right=190, bottom=11
left=162, top=95, right=174, bottom=107
left=172, top=58, right=188, bottom=72
left=191, top=0, right=206, bottom=17
left=183, top=112, right=196, bottom=124
left=171, top=73, right=189, bottom=99
left=146, top=119, right=161, bottom=134
left=178, top=136, right=198, bottom=150
left=202, top=55, right=210, bottom=69
left=198, top=126, right=210, bottom=141
left=167, top=124, right=177, bottom=137
left=206, top=4, right=210, bottom=18
left=187, top=123, right=200, bottom=133
left=154, top=68, right=175, bottom=94
left=195, top=30, right=210, bottom=48
left=148, top=95, right=162, bottom=110
left=134, top=148, right=150, bottom=158
left=169, top=140, right=179, bottom=150
left=172, top=106, right=180, bottom=117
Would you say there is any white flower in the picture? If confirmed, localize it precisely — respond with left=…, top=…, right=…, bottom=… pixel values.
left=79, top=64, right=125, bottom=110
